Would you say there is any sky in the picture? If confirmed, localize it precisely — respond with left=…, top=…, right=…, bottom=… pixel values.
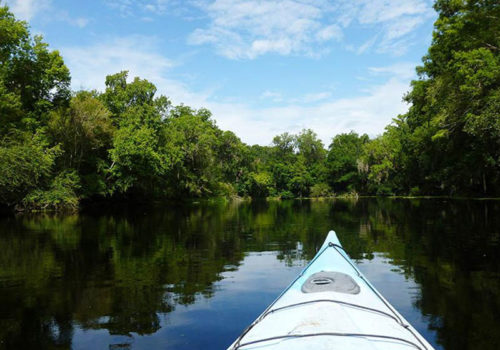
left=4, top=0, right=437, bottom=145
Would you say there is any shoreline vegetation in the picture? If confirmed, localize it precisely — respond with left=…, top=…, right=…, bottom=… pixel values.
left=12, top=195, right=500, bottom=215
left=1, top=1, right=499, bottom=212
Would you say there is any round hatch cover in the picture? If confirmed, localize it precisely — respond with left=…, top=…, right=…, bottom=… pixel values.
left=301, top=271, right=360, bottom=294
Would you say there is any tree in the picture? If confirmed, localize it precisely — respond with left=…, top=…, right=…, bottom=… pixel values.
left=0, top=5, right=73, bottom=209
left=49, top=91, right=114, bottom=171
left=295, top=129, right=328, bottom=185
left=164, top=106, right=220, bottom=197
left=327, top=132, right=369, bottom=193
left=101, top=72, right=173, bottom=196
left=272, top=132, right=296, bottom=159
left=288, top=156, right=312, bottom=197
left=246, top=171, right=273, bottom=197
left=0, top=5, right=70, bottom=134
left=295, top=129, right=326, bottom=166
left=101, top=71, right=169, bottom=121
left=0, top=132, right=59, bottom=206
left=359, top=130, right=399, bottom=195
left=2, top=0, right=499, bottom=210
left=400, top=0, right=500, bottom=195
left=216, top=130, right=251, bottom=188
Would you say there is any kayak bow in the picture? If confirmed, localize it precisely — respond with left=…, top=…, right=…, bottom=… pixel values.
left=228, top=230, right=435, bottom=350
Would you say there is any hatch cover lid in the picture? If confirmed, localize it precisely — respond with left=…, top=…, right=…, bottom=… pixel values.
left=301, top=271, right=360, bottom=294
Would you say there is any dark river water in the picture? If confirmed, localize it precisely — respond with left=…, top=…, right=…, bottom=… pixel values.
left=0, top=198, right=499, bottom=350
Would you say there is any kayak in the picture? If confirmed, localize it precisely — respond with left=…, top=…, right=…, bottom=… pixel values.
left=227, top=230, right=435, bottom=350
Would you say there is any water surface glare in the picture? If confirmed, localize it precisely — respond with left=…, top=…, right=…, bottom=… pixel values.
left=0, top=198, right=499, bottom=349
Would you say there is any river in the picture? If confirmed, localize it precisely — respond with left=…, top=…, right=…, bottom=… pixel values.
left=0, top=198, right=498, bottom=349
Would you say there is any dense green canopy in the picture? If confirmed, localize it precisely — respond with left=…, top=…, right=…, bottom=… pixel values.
left=381, top=0, right=500, bottom=196
left=0, top=0, right=498, bottom=210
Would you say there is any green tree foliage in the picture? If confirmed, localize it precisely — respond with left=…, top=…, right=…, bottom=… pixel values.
left=296, top=129, right=328, bottom=184
left=0, top=5, right=72, bottom=210
left=217, top=130, right=250, bottom=189
left=0, top=1, right=498, bottom=211
left=48, top=91, right=114, bottom=197
left=49, top=91, right=114, bottom=170
left=164, top=106, right=221, bottom=197
left=360, top=0, right=499, bottom=196
left=288, top=156, right=312, bottom=197
left=22, top=171, right=80, bottom=210
left=252, top=129, right=326, bottom=198
left=359, top=127, right=402, bottom=195
left=310, top=183, right=332, bottom=197
left=101, top=71, right=172, bottom=196
left=296, top=129, right=326, bottom=165
left=0, top=132, right=59, bottom=206
left=327, top=132, right=369, bottom=193
left=0, top=6, right=70, bottom=134
left=246, top=171, right=274, bottom=197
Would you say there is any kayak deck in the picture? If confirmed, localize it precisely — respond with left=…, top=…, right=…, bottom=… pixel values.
left=228, top=231, right=434, bottom=350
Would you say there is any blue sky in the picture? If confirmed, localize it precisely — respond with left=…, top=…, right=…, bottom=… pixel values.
left=5, top=0, right=437, bottom=145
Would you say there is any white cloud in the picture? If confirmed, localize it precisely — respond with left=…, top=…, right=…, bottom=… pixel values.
left=106, top=0, right=177, bottom=17
left=58, top=10, right=89, bottom=28
left=62, top=36, right=172, bottom=89
left=351, top=0, right=434, bottom=55
left=188, top=0, right=434, bottom=59
left=5, top=0, right=51, bottom=21
left=5, top=1, right=425, bottom=146
left=5, top=0, right=89, bottom=28
left=61, top=35, right=413, bottom=145
left=188, top=0, right=340, bottom=59
left=73, top=17, right=89, bottom=28
left=60, top=35, right=210, bottom=107
left=300, top=92, right=332, bottom=103
left=105, top=0, right=135, bottom=17
left=261, top=90, right=333, bottom=105
left=369, top=62, right=418, bottom=80
left=356, top=35, right=378, bottom=55
left=209, top=77, right=410, bottom=145
left=316, top=24, right=343, bottom=42
left=261, top=90, right=283, bottom=102
left=356, top=0, right=429, bottom=24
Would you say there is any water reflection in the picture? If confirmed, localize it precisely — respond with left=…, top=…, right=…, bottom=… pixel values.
left=0, top=198, right=499, bottom=349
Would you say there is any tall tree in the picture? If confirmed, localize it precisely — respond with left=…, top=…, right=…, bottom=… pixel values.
left=49, top=91, right=114, bottom=171
left=0, top=5, right=72, bottom=209
left=0, top=5, right=70, bottom=134
left=401, top=0, right=500, bottom=195
left=327, top=132, right=369, bottom=193
left=164, top=106, right=220, bottom=197
left=101, top=71, right=172, bottom=196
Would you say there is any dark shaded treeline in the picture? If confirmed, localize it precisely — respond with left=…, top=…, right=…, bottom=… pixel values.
left=1, top=0, right=499, bottom=210
left=0, top=198, right=499, bottom=349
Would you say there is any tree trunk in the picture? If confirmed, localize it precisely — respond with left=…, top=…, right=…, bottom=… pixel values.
left=483, top=172, right=487, bottom=194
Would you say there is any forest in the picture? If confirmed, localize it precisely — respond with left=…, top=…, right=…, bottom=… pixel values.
left=0, top=0, right=499, bottom=211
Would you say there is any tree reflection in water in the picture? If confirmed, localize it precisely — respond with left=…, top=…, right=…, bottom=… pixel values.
left=0, top=198, right=498, bottom=349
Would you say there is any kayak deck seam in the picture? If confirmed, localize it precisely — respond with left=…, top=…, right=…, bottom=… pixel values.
left=234, top=332, right=425, bottom=350
left=268, top=299, right=404, bottom=325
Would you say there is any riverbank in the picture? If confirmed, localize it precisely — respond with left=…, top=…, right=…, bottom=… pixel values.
left=5, top=193, right=500, bottom=215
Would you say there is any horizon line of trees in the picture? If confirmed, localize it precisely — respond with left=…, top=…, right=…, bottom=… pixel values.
left=0, top=0, right=499, bottom=211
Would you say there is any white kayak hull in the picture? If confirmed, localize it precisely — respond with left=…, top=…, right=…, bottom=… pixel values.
left=228, top=231, right=435, bottom=350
